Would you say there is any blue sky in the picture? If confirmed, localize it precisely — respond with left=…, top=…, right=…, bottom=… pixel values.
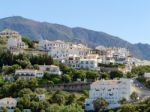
left=0, top=0, right=150, bottom=44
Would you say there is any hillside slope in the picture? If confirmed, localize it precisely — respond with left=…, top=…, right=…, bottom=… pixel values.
left=0, top=16, right=148, bottom=60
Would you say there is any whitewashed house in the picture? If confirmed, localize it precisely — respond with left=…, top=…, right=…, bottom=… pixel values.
left=0, top=29, right=28, bottom=50
left=144, top=73, right=150, bottom=78
left=95, top=46, right=129, bottom=65
left=64, top=55, right=81, bottom=69
left=7, top=37, right=28, bottom=50
left=64, top=54, right=99, bottom=70
left=39, top=65, right=62, bottom=75
left=15, top=69, right=44, bottom=79
left=38, top=40, right=51, bottom=51
left=80, top=58, right=98, bottom=69
left=2, top=29, right=28, bottom=55
left=38, top=40, right=91, bottom=59
left=48, top=43, right=91, bottom=59
left=79, top=54, right=100, bottom=69
left=85, top=78, right=133, bottom=111
left=0, top=29, right=20, bottom=38
left=0, top=98, right=17, bottom=109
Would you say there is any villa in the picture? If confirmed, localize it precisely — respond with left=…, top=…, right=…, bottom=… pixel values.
left=0, top=97, right=17, bottom=109
left=39, top=65, right=62, bottom=75
left=85, top=78, right=133, bottom=111
left=15, top=69, right=44, bottom=79
left=38, top=40, right=91, bottom=59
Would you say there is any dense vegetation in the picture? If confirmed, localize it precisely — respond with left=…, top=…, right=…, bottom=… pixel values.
left=0, top=78, right=86, bottom=112
left=130, top=66, right=150, bottom=88
left=0, top=41, right=150, bottom=111
left=0, top=48, right=89, bottom=111
left=22, top=37, right=34, bottom=48
left=0, top=48, right=127, bottom=85
left=108, top=97, right=150, bottom=112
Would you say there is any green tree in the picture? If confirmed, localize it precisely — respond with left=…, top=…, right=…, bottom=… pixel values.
left=59, top=63, right=70, bottom=73
left=22, top=37, right=34, bottom=48
left=119, top=104, right=136, bottom=112
left=110, top=71, right=123, bottom=79
left=131, top=66, right=150, bottom=76
left=119, top=97, right=128, bottom=104
left=35, top=88, right=47, bottom=94
left=18, top=88, right=33, bottom=97
left=51, top=93, right=65, bottom=105
left=86, top=71, right=99, bottom=80
left=33, top=64, right=39, bottom=70
left=0, top=83, right=12, bottom=97
left=14, top=108, right=22, bottom=112
left=16, top=59, right=31, bottom=69
left=100, top=72, right=110, bottom=79
left=0, top=51, right=14, bottom=67
left=44, top=72, right=61, bottom=84
left=62, top=104, right=84, bottom=112
left=126, top=72, right=134, bottom=78
left=28, top=78, right=38, bottom=90
left=66, top=93, right=76, bottom=105
left=72, top=70, right=86, bottom=81
left=29, top=54, right=53, bottom=65
left=30, top=101, right=39, bottom=112
left=93, top=97, right=109, bottom=111
left=2, top=64, right=21, bottom=74
left=46, top=104, right=84, bottom=112
left=61, top=74, right=71, bottom=83
left=1, top=107, right=7, bottom=112
left=18, top=96, right=31, bottom=109
left=38, top=101, right=50, bottom=110
left=130, top=91, right=138, bottom=102
left=46, top=104, right=62, bottom=112
left=50, top=90, right=67, bottom=105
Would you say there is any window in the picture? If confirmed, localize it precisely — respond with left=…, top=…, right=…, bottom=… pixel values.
left=86, top=104, right=90, bottom=106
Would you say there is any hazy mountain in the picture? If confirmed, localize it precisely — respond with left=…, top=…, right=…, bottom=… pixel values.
left=0, top=16, right=149, bottom=60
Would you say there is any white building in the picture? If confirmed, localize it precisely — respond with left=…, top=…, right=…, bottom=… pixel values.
left=38, top=40, right=52, bottom=51
left=85, top=78, right=133, bottom=111
left=7, top=37, right=28, bottom=50
left=38, top=40, right=91, bottom=59
left=113, top=53, right=127, bottom=64
left=64, top=54, right=99, bottom=70
left=0, top=29, right=28, bottom=50
left=0, top=29, right=20, bottom=38
left=39, top=65, right=62, bottom=75
left=15, top=69, right=44, bottom=79
left=144, top=73, right=150, bottom=78
left=64, top=55, right=81, bottom=69
left=102, top=57, right=115, bottom=64
left=0, top=97, right=17, bottom=109
left=95, top=46, right=129, bottom=65
left=80, top=59, right=98, bottom=69
left=1, top=29, right=29, bottom=54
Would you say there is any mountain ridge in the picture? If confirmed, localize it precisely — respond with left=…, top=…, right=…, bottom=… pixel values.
left=0, top=16, right=149, bottom=60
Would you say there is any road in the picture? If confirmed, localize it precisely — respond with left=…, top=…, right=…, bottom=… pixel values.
left=132, top=79, right=150, bottom=99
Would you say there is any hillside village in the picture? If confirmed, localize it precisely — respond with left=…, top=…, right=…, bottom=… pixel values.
left=0, top=29, right=150, bottom=112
